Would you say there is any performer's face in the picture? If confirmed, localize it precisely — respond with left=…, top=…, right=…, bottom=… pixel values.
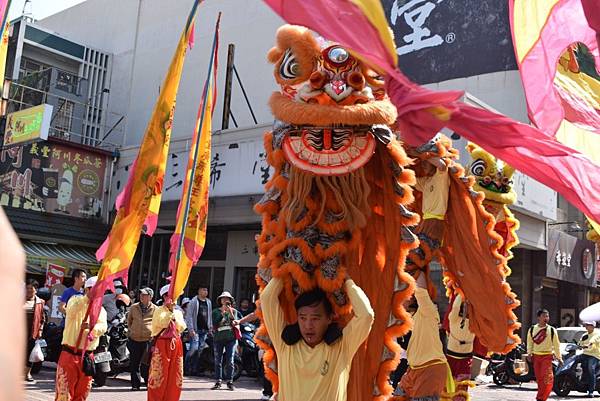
left=538, top=312, right=550, bottom=325
left=297, top=302, right=333, bottom=347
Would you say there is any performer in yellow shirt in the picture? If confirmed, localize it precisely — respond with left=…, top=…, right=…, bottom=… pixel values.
left=526, top=309, right=562, bottom=401
left=400, top=273, right=452, bottom=400
left=55, top=276, right=108, bottom=401
left=446, top=294, right=475, bottom=401
left=147, top=285, right=187, bottom=401
left=579, top=321, right=600, bottom=397
left=261, top=276, right=374, bottom=401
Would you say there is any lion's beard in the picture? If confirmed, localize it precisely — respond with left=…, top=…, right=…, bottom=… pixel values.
left=282, top=166, right=371, bottom=231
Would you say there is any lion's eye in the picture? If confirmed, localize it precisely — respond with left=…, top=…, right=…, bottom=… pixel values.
left=280, top=49, right=300, bottom=80
left=470, top=159, right=485, bottom=176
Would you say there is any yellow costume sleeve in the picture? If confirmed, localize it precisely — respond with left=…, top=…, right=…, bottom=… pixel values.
left=261, top=277, right=286, bottom=352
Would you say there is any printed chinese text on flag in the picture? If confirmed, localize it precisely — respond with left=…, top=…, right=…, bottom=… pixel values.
left=168, top=15, right=220, bottom=302
left=262, top=0, right=600, bottom=224
left=86, top=0, right=203, bottom=329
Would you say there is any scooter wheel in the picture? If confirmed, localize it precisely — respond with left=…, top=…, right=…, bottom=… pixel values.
left=493, top=370, right=509, bottom=386
left=553, top=375, right=573, bottom=397
left=93, top=371, right=107, bottom=387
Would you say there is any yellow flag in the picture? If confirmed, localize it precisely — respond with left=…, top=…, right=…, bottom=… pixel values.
left=94, top=2, right=200, bottom=288
left=169, top=86, right=214, bottom=301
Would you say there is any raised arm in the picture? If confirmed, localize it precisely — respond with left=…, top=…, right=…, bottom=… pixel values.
left=260, top=277, right=286, bottom=351
left=343, top=279, right=375, bottom=355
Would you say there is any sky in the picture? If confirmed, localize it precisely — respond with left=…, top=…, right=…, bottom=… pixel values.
left=7, top=0, right=87, bottom=21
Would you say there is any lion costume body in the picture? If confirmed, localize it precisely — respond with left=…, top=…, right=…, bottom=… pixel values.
left=254, top=25, right=520, bottom=401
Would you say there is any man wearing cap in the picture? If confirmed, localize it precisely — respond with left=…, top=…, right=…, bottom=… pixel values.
left=579, top=321, right=600, bottom=397
left=211, top=291, right=242, bottom=391
left=127, top=287, right=157, bottom=391
left=54, top=276, right=108, bottom=401
left=147, top=284, right=186, bottom=401
left=184, top=286, right=213, bottom=375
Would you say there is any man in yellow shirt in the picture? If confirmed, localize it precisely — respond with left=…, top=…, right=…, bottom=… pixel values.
left=261, top=276, right=374, bottom=401
left=579, top=321, right=600, bottom=397
left=147, top=284, right=187, bottom=401
left=54, top=276, right=108, bottom=401
left=526, top=309, right=562, bottom=401
left=400, top=273, right=450, bottom=400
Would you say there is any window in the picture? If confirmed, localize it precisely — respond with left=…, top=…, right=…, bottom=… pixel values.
left=234, top=267, right=259, bottom=303
left=55, top=70, right=79, bottom=94
left=53, top=98, right=75, bottom=137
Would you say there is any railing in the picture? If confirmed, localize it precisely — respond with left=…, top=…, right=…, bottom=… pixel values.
left=4, top=81, right=123, bottom=152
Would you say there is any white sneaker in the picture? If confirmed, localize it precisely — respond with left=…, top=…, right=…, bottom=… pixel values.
left=260, top=395, right=272, bottom=400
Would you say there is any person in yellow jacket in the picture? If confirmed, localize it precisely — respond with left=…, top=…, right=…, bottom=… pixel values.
left=261, top=276, right=374, bottom=401
left=579, top=321, right=600, bottom=397
left=446, top=294, right=475, bottom=401
left=526, top=309, right=562, bottom=401
left=55, top=276, right=108, bottom=401
left=400, top=273, right=452, bottom=400
left=147, top=285, right=187, bottom=401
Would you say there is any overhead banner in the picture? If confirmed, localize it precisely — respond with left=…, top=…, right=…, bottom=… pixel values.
left=0, top=141, right=107, bottom=218
left=3, top=104, right=53, bottom=147
left=382, top=0, right=517, bottom=84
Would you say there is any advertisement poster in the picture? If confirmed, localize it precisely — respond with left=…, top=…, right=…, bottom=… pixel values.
left=0, top=141, right=107, bottom=218
left=45, top=263, right=66, bottom=288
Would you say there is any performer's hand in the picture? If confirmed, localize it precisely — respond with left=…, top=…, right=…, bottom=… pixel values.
left=81, top=322, right=90, bottom=330
left=165, top=300, right=174, bottom=311
left=232, top=320, right=240, bottom=326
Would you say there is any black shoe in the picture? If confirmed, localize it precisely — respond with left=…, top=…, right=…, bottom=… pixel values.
left=211, top=381, right=222, bottom=390
left=227, top=382, right=235, bottom=391
left=131, top=387, right=140, bottom=391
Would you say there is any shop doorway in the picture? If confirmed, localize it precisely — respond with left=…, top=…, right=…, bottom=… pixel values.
left=234, top=266, right=258, bottom=306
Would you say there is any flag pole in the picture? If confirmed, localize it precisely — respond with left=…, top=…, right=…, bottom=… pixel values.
left=170, top=13, right=221, bottom=299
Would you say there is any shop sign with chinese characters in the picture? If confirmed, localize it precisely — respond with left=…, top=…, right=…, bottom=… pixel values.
left=3, top=104, right=53, bottom=147
left=547, top=229, right=597, bottom=287
left=0, top=141, right=107, bottom=219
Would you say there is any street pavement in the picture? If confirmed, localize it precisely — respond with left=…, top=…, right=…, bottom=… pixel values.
left=25, top=366, right=263, bottom=401
left=25, top=367, right=597, bottom=400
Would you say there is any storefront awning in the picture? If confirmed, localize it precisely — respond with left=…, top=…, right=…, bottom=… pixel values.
left=23, top=240, right=100, bottom=275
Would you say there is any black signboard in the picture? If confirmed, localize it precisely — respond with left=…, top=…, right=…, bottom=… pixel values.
left=547, top=229, right=597, bottom=288
left=382, top=0, right=518, bottom=84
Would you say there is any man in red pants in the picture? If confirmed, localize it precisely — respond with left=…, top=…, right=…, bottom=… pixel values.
left=147, top=285, right=187, bottom=401
left=526, top=309, right=562, bottom=401
left=55, top=276, right=108, bottom=401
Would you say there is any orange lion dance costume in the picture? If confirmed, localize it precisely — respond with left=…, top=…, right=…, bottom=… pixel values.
left=255, top=25, right=520, bottom=401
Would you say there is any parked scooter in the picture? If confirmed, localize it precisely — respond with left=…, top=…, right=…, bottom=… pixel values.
left=93, top=297, right=131, bottom=387
left=492, top=343, right=560, bottom=386
left=554, top=345, right=600, bottom=396
left=238, top=323, right=261, bottom=377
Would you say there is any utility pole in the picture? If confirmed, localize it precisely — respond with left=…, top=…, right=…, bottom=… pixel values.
left=221, top=44, right=235, bottom=130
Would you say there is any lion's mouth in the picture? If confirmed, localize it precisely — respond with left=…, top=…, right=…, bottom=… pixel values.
left=282, top=127, right=376, bottom=176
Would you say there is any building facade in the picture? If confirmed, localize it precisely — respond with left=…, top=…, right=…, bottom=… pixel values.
left=1, top=18, right=118, bottom=289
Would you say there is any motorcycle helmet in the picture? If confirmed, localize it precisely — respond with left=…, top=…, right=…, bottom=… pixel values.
left=115, top=293, right=131, bottom=308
